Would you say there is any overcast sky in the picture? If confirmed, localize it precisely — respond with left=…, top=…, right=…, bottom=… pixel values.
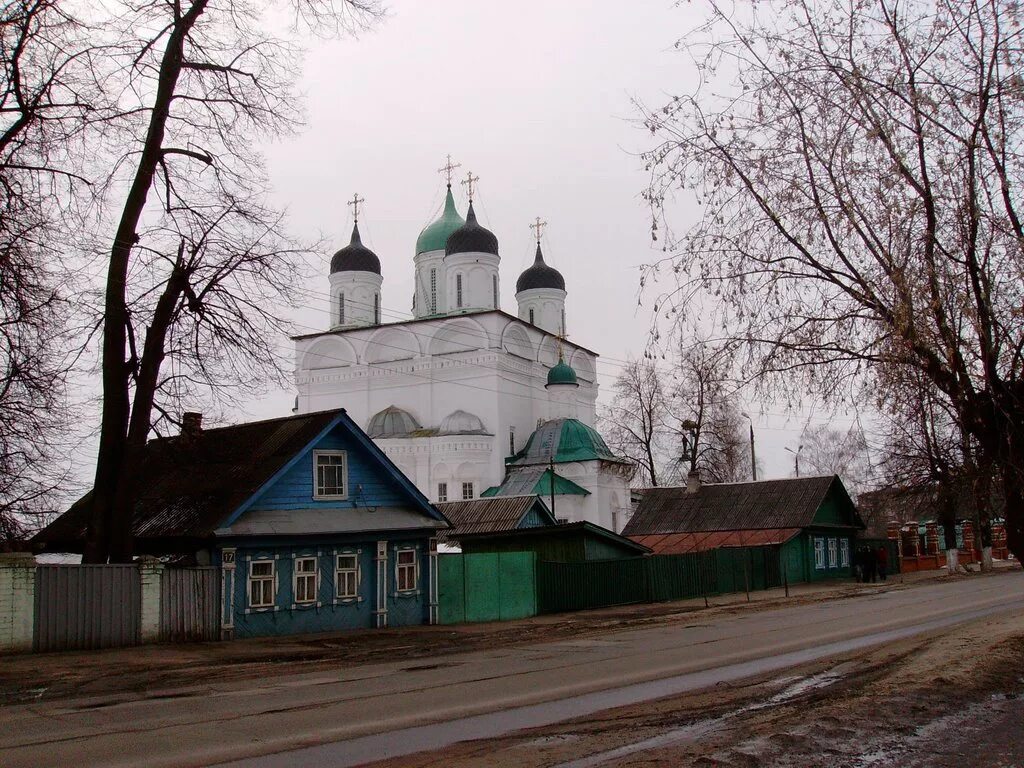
left=200, top=0, right=871, bottom=481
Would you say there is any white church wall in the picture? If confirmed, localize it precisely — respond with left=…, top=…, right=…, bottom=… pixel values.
left=329, top=270, right=382, bottom=329
left=413, top=250, right=447, bottom=317
left=516, top=286, right=566, bottom=337
left=364, top=326, right=421, bottom=363
left=444, top=252, right=499, bottom=313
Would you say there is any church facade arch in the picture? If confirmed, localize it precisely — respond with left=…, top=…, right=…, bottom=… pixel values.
left=500, top=321, right=535, bottom=360
left=428, top=316, right=491, bottom=356
left=364, top=326, right=422, bottom=364
left=569, top=349, right=597, bottom=383
left=538, top=335, right=560, bottom=366
left=301, top=336, right=359, bottom=370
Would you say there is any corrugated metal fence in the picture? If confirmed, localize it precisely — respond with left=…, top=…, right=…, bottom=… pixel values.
left=537, top=546, right=785, bottom=614
left=34, top=565, right=141, bottom=652
left=160, top=567, right=221, bottom=642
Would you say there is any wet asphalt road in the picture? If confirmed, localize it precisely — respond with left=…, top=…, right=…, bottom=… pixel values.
left=1, top=572, right=1021, bottom=768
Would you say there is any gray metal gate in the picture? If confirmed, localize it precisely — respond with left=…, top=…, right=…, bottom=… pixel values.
left=160, top=567, right=221, bottom=642
left=34, top=565, right=141, bottom=652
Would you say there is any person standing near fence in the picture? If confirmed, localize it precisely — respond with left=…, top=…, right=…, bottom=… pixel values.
left=876, top=545, right=888, bottom=582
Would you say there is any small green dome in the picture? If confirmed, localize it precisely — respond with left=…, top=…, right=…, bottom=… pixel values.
left=509, top=418, right=624, bottom=466
left=546, top=359, right=578, bottom=387
left=416, top=186, right=464, bottom=255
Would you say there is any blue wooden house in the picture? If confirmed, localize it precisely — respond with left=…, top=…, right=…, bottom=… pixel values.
left=34, top=409, right=449, bottom=638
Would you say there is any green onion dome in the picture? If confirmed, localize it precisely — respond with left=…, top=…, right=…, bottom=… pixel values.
left=546, top=358, right=578, bottom=387
left=416, top=186, right=465, bottom=255
left=509, top=418, right=624, bottom=466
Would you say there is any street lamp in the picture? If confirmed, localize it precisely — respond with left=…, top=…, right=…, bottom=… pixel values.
left=740, top=412, right=757, bottom=482
left=785, top=444, right=803, bottom=478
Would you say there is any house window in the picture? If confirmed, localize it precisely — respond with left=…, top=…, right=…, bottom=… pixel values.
left=814, top=537, right=825, bottom=570
left=294, top=557, right=317, bottom=603
left=396, top=549, right=417, bottom=591
left=840, top=539, right=850, bottom=567
left=827, top=538, right=838, bottom=568
left=430, top=268, right=437, bottom=313
left=509, top=426, right=515, bottom=455
left=462, top=481, right=474, bottom=500
left=492, top=275, right=498, bottom=308
left=336, top=554, right=359, bottom=599
left=314, top=450, right=347, bottom=499
left=528, top=308, right=535, bottom=325
left=456, top=273, right=463, bottom=308
left=338, top=294, right=345, bottom=325
left=249, top=560, right=275, bottom=608
left=437, top=482, right=448, bottom=502
left=374, top=293, right=380, bottom=324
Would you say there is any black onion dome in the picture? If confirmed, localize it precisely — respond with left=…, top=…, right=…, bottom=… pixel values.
left=445, top=202, right=499, bottom=256
left=516, top=243, right=565, bottom=292
left=330, top=224, right=381, bottom=274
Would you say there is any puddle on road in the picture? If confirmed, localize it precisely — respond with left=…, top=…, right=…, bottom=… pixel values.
left=555, top=665, right=853, bottom=768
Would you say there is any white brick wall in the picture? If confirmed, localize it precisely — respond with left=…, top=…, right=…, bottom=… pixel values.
left=0, top=554, right=36, bottom=651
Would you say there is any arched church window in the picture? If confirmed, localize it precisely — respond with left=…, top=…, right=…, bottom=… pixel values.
left=430, top=268, right=437, bottom=314
left=492, top=275, right=498, bottom=309
left=339, top=294, right=345, bottom=325
left=374, top=293, right=380, bottom=324
left=456, top=274, right=463, bottom=309
left=529, top=308, right=535, bottom=325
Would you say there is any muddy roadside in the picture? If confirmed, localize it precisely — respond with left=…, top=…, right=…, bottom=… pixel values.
left=0, top=566, right=1012, bottom=709
left=375, top=596, right=1024, bottom=767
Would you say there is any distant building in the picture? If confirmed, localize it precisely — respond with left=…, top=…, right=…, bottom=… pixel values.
left=623, top=475, right=865, bottom=582
left=33, top=409, right=448, bottom=637
left=433, top=495, right=557, bottom=547
left=292, top=175, right=632, bottom=530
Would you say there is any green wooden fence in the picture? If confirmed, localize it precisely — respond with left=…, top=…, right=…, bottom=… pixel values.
left=438, top=552, right=537, bottom=624
left=536, top=546, right=787, bottom=614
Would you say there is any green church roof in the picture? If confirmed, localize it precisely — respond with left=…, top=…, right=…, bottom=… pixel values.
left=416, top=186, right=465, bottom=255
left=481, top=467, right=591, bottom=498
left=508, top=418, right=626, bottom=466
left=546, top=358, right=578, bottom=386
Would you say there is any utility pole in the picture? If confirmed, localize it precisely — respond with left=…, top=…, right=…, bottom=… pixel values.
left=742, top=412, right=757, bottom=481
left=549, top=455, right=556, bottom=520
left=785, top=444, right=803, bottom=478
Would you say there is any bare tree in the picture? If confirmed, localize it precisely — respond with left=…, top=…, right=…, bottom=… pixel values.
left=83, top=0, right=381, bottom=562
left=642, top=0, right=1024, bottom=561
left=799, top=423, right=873, bottom=498
left=666, top=341, right=749, bottom=484
left=0, top=0, right=99, bottom=543
left=600, top=359, right=671, bottom=487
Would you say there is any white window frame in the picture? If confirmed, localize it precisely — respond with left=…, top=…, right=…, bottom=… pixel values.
left=313, top=450, right=348, bottom=500
left=335, top=553, right=360, bottom=600
left=840, top=538, right=850, bottom=567
left=249, top=559, right=276, bottom=608
left=827, top=538, right=838, bottom=568
left=293, top=556, right=318, bottom=604
left=437, top=482, right=448, bottom=503
left=395, top=548, right=418, bottom=592
left=462, top=481, right=474, bottom=500
left=814, top=537, right=825, bottom=570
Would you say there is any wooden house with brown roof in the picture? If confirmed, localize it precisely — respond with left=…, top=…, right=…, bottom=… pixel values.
left=623, top=475, right=865, bottom=583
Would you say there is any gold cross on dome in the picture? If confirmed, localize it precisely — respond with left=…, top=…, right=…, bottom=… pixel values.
left=530, top=217, right=547, bottom=243
left=437, top=155, right=461, bottom=186
left=347, top=193, right=365, bottom=224
left=461, top=171, right=480, bottom=202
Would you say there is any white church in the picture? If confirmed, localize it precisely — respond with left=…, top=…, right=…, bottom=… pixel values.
left=292, top=171, right=634, bottom=532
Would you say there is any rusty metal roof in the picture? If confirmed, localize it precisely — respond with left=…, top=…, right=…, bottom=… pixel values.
left=434, top=495, right=555, bottom=544
left=35, top=410, right=344, bottom=552
left=630, top=529, right=802, bottom=554
left=623, top=475, right=861, bottom=536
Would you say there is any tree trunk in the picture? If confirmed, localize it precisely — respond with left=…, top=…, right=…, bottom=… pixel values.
left=1001, top=468, right=1024, bottom=565
left=84, top=1, right=208, bottom=563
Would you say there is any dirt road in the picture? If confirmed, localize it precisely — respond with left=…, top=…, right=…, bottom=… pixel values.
left=0, top=570, right=1020, bottom=768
